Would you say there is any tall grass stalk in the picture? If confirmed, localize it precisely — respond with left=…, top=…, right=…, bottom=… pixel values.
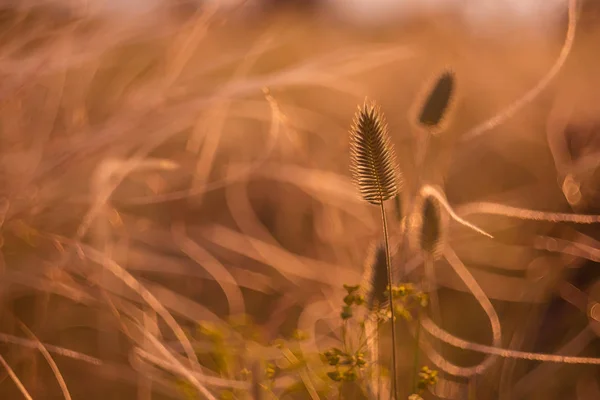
left=349, top=100, right=402, bottom=399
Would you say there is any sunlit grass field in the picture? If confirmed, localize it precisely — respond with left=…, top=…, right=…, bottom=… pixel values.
left=0, top=1, right=599, bottom=399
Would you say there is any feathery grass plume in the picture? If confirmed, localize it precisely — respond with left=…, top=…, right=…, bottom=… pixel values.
left=414, top=70, right=456, bottom=132
left=349, top=100, right=401, bottom=205
left=349, top=98, right=400, bottom=399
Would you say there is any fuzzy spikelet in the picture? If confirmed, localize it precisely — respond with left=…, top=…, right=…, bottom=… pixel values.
left=418, top=70, right=455, bottom=128
left=420, top=196, right=444, bottom=258
left=362, top=242, right=389, bottom=311
left=349, top=100, right=400, bottom=205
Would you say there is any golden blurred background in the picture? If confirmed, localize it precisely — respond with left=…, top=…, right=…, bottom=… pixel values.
left=0, top=1, right=599, bottom=399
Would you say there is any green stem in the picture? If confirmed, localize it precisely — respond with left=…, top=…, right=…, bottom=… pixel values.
left=380, top=202, right=397, bottom=400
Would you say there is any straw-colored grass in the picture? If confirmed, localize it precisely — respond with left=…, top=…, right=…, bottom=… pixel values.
left=0, top=1, right=599, bottom=399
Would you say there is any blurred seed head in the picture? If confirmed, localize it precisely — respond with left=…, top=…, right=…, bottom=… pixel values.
left=349, top=99, right=401, bottom=205
left=410, top=193, right=447, bottom=259
left=361, top=241, right=389, bottom=311
left=414, top=69, right=456, bottom=132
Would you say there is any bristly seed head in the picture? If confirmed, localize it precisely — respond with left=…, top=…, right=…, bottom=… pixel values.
left=349, top=100, right=401, bottom=205
left=420, top=195, right=444, bottom=258
left=418, top=70, right=455, bottom=129
left=362, top=241, right=389, bottom=311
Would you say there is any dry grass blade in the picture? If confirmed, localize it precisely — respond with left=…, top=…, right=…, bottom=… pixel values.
left=0, top=353, right=32, bottom=400
left=417, top=70, right=455, bottom=129
left=135, top=326, right=217, bottom=400
left=421, top=317, right=600, bottom=365
left=457, top=201, right=600, bottom=224
left=460, top=0, right=578, bottom=142
left=18, top=321, right=72, bottom=400
left=0, top=333, right=102, bottom=366
left=419, top=185, right=494, bottom=239
left=349, top=100, right=400, bottom=205
left=442, top=246, right=502, bottom=375
left=172, top=221, right=246, bottom=317
left=60, top=239, right=203, bottom=383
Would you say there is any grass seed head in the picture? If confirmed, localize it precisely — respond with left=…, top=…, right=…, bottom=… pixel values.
left=416, top=70, right=456, bottom=131
left=349, top=99, right=401, bottom=205
left=409, top=193, right=447, bottom=260
left=420, top=195, right=444, bottom=258
left=361, top=241, right=390, bottom=311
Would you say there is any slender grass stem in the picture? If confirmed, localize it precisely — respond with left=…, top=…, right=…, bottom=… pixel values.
left=342, top=320, right=349, bottom=353
left=411, top=308, right=422, bottom=394
left=380, top=202, right=397, bottom=400
left=376, top=320, right=382, bottom=400
left=423, top=252, right=444, bottom=358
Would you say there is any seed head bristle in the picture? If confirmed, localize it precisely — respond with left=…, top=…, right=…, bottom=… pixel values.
left=349, top=100, right=401, bottom=205
left=418, top=70, right=455, bottom=128
left=362, top=241, right=389, bottom=311
left=420, top=195, right=445, bottom=258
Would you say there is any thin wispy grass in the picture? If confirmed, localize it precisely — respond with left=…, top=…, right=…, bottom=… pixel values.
left=457, top=201, right=600, bottom=223
left=1, top=1, right=598, bottom=399
left=421, top=316, right=600, bottom=366
left=0, top=353, right=33, bottom=400
left=17, top=320, right=72, bottom=400
left=460, top=0, right=578, bottom=142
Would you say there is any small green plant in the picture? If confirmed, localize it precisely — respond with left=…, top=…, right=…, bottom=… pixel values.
left=174, top=315, right=335, bottom=399
left=320, top=281, right=432, bottom=399
left=323, top=284, right=368, bottom=392
left=408, top=366, right=439, bottom=400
